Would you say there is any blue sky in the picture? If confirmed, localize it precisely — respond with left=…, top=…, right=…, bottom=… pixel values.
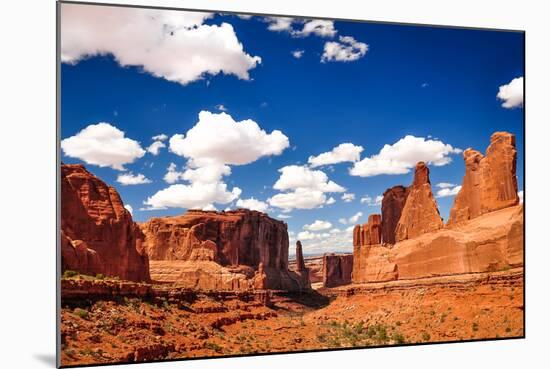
left=60, top=4, right=524, bottom=255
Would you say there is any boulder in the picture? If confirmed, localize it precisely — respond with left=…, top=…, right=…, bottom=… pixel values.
left=322, top=254, right=354, bottom=288
left=448, top=132, right=519, bottom=225
left=61, top=164, right=150, bottom=282
left=395, top=162, right=443, bottom=241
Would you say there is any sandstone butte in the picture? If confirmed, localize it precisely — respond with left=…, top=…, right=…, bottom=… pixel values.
left=61, top=164, right=150, bottom=282
left=351, top=131, right=523, bottom=284
left=448, top=131, right=519, bottom=225
left=141, top=210, right=310, bottom=292
left=395, top=162, right=443, bottom=241
left=322, top=253, right=354, bottom=288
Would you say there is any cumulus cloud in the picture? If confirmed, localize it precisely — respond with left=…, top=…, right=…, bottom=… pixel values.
left=264, top=17, right=295, bottom=32
left=497, top=77, right=524, bottom=109
left=61, top=4, right=261, bottom=85
left=236, top=197, right=269, bottom=212
left=339, top=211, right=363, bottom=225
left=116, top=172, right=152, bottom=186
left=294, top=226, right=354, bottom=255
left=291, top=50, right=305, bottom=59
left=277, top=214, right=292, bottom=219
left=169, top=111, right=289, bottom=167
left=124, top=204, right=133, bottom=215
left=294, top=20, right=336, bottom=38
left=147, top=141, right=166, bottom=156
left=518, top=190, right=524, bottom=203
left=268, top=165, right=345, bottom=211
left=61, top=122, right=145, bottom=170
left=436, top=182, right=456, bottom=189
left=350, top=135, right=461, bottom=177
left=273, top=165, right=345, bottom=193
left=144, top=182, right=241, bottom=210
left=321, top=36, right=368, bottom=62
left=326, top=197, right=336, bottom=205
left=360, top=195, right=383, bottom=206
left=303, top=220, right=332, bottom=231
left=341, top=193, right=356, bottom=202
left=151, top=134, right=168, bottom=141
left=436, top=185, right=462, bottom=198
left=308, top=143, right=364, bottom=167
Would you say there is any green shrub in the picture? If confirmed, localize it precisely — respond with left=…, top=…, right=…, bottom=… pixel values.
left=421, top=332, right=431, bottom=341
left=95, top=273, right=105, bottom=280
left=63, top=270, right=79, bottom=278
left=73, top=308, right=89, bottom=319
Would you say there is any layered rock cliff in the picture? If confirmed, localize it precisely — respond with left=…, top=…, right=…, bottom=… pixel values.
left=381, top=186, right=409, bottom=245
left=61, top=164, right=150, bottom=282
left=141, top=209, right=310, bottom=291
left=322, top=254, right=353, bottom=288
left=448, top=132, right=519, bottom=225
left=395, top=162, right=443, bottom=241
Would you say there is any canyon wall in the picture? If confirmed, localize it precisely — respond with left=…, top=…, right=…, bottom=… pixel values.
left=61, top=164, right=150, bottom=282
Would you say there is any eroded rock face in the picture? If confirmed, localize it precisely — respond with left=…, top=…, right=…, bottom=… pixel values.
left=448, top=132, right=519, bottom=225
left=353, top=214, right=382, bottom=247
left=141, top=209, right=310, bottom=291
left=395, top=162, right=443, bottom=241
left=322, top=254, right=353, bottom=288
left=352, top=204, right=523, bottom=283
left=381, top=186, right=409, bottom=245
left=61, top=164, right=150, bottom=282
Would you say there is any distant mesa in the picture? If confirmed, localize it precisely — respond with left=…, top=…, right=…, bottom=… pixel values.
left=61, top=163, right=150, bottom=282
left=141, top=209, right=310, bottom=292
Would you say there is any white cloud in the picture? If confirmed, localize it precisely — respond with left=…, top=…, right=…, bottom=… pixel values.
left=273, top=165, right=345, bottom=193
left=303, top=220, right=332, bottom=231
left=497, top=77, right=524, bottom=109
left=124, top=204, right=133, bottom=215
left=61, top=4, right=261, bottom=85
left=268, top=188, right=327, bottom=212
left=339, top=211, right=363, bottom=225
left=144, top=182, right=241, bottom=210
left=360, top=195, right=383, bottom=206
left=321, top=36, right=368, bottom=62
left=151, top=134, right=168, bottom=141
left=169, top=111, right=289, bottom=167
left=294, top=226, right=354, bottom=255
left=116, top=172, right=152, bottom=186
left=518, top=190, right=524, bottom=204
left=216, top=104, right=228, bottom=112
left=277, top=214, right=292, bottom=219
left=236, top=197, right=269, bottom=212
left=436, top=182, right=456, bottom=189
left=326, top=197, right=336, bottom=205
left=341, top=193, right=356, bottom=202
left=163, top=163, right=184, bottom=184
left=294, top=20, right=336, bottom=38
left=202, top=204, right=218, bottom=211
left=268, top=165, right=345, bottom=211
left=146, top=140, right=166, bottom=156
left=350, top=135, right=461, bottom=177
left=308, top=143, right=364, bottom=167
left=291, top=50, right=305, bottom=59
left=436, top=185, right=462, bottom=198
left=329, top=228, right=342, bottom=234
left=61, top=122, right=145, bottom=170
left=182, top=164, right=231, bottom=183
left=264, top=17, right=295, bottom=32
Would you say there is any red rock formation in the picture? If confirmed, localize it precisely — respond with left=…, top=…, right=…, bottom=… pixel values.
left=381, top=186, right=409, bottom=244
left=295, top=241, right=306, bottom=272
left=322, top=254, right=354, bottom=288
left=352, top=204, right=523, bottom=283
left=353, top=214, right=382, bottom=247
left=448, top=132, right=519, bottom=225
left=395, top=162, right=443, bottom=241
left=61, top=164, right=150, bottom=282
left=141, top=209, right=310, bottom=291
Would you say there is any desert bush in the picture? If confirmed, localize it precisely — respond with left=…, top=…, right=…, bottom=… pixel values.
left=73, top=308, right=89, bottom=319
left=63, top=270, right=79, bottom=278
